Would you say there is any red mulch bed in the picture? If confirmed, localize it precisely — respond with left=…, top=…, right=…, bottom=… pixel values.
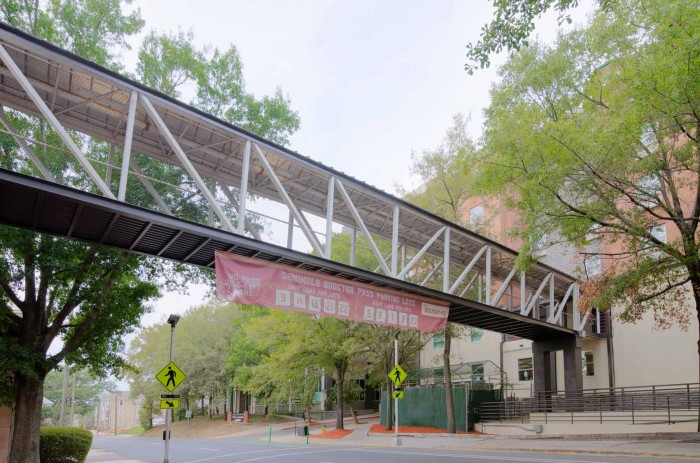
left=310, top=428, right=353, bottom=439
left=370, top=424, right=483, bottom=434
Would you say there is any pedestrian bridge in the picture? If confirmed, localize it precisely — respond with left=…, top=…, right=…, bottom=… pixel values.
left=0, top=22, right=592, bottom=346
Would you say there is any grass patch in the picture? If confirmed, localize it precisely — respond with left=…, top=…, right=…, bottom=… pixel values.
left=120, top=425, right=145, bottom=435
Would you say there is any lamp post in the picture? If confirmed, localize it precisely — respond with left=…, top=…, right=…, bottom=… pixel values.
left=163, top=313, right=180, bottom=463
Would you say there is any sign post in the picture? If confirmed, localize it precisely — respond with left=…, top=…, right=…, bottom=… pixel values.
left=160, top=314, right=181, bottom=463
left=393, top=334, right=401, bottom=446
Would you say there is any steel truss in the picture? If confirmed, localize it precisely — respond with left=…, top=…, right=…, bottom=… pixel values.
left=0, top=23, right=592, bottom=339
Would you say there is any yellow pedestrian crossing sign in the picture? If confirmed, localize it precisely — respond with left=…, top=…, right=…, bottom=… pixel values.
left=160, top=399, right=180, bottom=409
left=392, top=390, right=404, bottom=399
left=388, top=364, right=407, bottom=387
left=156, top=362, right=186, bottom=392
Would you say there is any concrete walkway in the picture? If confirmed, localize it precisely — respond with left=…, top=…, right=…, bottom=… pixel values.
left=87, top=417, right=700, bottom=462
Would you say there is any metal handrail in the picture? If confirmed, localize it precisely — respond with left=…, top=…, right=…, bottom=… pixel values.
left=480, top=383, right=699, bottom=425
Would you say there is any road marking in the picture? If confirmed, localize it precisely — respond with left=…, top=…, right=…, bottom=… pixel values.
left=345, top=448, right=618, bottom=463
left=199, top=448, right=221, bottom=452
left=235, top=449, right=340, bottom=463
left=184, top=446, right=301, bottom=463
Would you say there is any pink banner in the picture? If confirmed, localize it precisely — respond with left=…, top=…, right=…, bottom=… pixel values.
left=215, top=251, right=448, bottom=332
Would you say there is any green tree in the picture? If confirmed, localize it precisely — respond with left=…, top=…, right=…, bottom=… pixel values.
left=42, top=367, right=113, bottom=426
left=474, top=0, right=700, bottom=428
left=0, top=3, right=300, bottom=461
left=464, top=0, right=610, bottom=74
left=401, top=113, right=476, bottom=225
left=126, top=302, right=241, bottom=419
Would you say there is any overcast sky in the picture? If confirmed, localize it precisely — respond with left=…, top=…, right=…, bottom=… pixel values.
left=124, top=0, right=593, bottom=327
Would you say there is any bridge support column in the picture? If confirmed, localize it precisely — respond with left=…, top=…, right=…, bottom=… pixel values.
left=532, top=335, right=582, bottom=411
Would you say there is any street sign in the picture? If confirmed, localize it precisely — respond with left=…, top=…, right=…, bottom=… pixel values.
left=160, top=399, right=180, bottom=409
left=388, top=364, right=407, bottom=387
left=160, top=394, right=180, bottom=399
left=291, top=398, right=301, bottom=404
left=392, top=390, right=404, bottom=399
left=156, top=361, right=186, bottom=392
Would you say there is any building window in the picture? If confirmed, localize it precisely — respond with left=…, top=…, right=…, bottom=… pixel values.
left=636, top=175, right=662, bottom=207
left=470, top=204, right=484, bottom=225
left=470, top=328, right=484, bottom=342
left=582, top=351, right=595, bottom=376
left=433, top=333, right=444, bottom=349
left=642, top=224, right=667, bottom=253
left=640, top=125, right=658, bottom=153
left=471, top=363, right=484, bottom=382
left=433, top=368, right=444, bottom=383
left=584, top=254, right=601, bottom=277
left=518, top=358, right=533, bottom=381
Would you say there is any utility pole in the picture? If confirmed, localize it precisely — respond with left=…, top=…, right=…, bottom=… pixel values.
left=59, top=365, right=69, bottom=426
left=69, top=373, right=76, bottom=427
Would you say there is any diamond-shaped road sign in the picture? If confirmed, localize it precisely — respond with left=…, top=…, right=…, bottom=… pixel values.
left=388, top=364, right=407, bottom=388
left=156, top=362, right=186, bottom=392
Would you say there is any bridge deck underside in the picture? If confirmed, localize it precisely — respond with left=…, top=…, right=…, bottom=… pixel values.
left=0, top=170, right=574, bottom=341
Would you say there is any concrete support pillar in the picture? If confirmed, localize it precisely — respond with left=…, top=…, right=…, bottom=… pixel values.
left=532, top=335, right=583, bottom=411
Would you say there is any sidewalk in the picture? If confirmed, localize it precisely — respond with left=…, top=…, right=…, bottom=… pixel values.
left=86, top=417, right=700, bottom=462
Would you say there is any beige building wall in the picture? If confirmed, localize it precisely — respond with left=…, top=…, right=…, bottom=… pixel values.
left=611, top=309, right=698, bottom=387
left=96, top=391, right=143, bottom=432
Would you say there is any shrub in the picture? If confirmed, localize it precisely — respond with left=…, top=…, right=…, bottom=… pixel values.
left=40, top=426, right=92, bottom=463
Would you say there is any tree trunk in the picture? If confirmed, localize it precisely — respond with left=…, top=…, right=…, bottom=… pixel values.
left=349, top=406, right=359, bottom=425
left=335, top=373, right=344, bottom=430
left=693, top=278, right=700, bottom=432
left=444, top=329, right=456, bottom=433
left=9, top=374, right=44, bottom=463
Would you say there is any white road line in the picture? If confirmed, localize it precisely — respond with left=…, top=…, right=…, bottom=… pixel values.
left=235, top=449, right=340, bottom=463
left=199, top=448, right=221, bottom=452
left=183, top=446, right=301, bottom=463
left=345, top=448, right=616, bottom=463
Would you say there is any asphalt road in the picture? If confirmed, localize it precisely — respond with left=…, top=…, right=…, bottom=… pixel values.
left=90, top=435, right=700, bottom=463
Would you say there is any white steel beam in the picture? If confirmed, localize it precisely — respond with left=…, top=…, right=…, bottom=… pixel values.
left=485, top=246, right=492, bottom=304
left=421, top=259, right=442, bottom=286
left=335, top=179, right=390, bottom=275
left=0, top=43, right=114, bottom=198
left=521, top=273, right=552, bottom=317
left=128, top=158, right=172, bottom=215
left=325, top=176, right=335, bottom=258
left=549, top=274, right=556, bottom=322
left=459, top=273, right=479, bottom=298
left=573, top=283, right=582, bottom=331
left=443, top=228, right=451, bottom=292
left=218, top=181, right=261, bottom=241
left=118, top=91, right=138, bottom=201
left=287, top=211, right=294, bottom=249
left=491, top=267, right=517, bottom=307
left=0, top=107, right=55, bottom=182
left=398, top=226, right=446, bottom=280
left=253, top=143, right=324, bottom=256
left=449, top=245, right=487, bottom=294
left=237, top=141, right=251, bottom=235
left=520, top=272, right=526, bottom=313
left=391, top=205, right=399, bottom=277
left=141, top=95, right=235, bottom=232
left=579, top=308, right=592, bottom=332
left=548, top=282, right=575, bottom=324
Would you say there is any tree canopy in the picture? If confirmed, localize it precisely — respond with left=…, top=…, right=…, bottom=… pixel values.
left=0, top=2, right=301, bottom=461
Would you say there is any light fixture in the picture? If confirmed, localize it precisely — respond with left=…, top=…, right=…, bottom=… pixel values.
left=167, top=313, right=180, bottom=327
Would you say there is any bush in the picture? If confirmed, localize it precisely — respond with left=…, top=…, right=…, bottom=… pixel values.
left=40, top=426, right=92, bottom=463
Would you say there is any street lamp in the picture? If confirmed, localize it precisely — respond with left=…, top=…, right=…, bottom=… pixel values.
left=163, top=313, right=179, bottom=463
